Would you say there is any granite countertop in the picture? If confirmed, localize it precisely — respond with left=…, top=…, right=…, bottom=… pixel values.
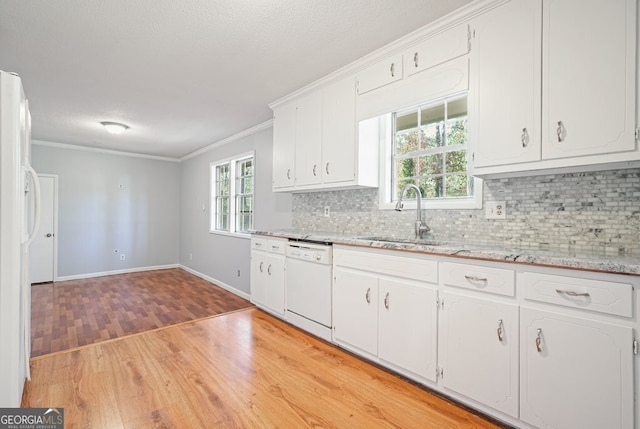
left=252, top=230, right=640, bottom=276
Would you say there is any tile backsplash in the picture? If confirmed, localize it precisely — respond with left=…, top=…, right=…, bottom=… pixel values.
left=292, top=168, right=640, bottom=255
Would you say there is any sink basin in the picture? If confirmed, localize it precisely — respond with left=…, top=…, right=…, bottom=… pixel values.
left=357, top=236, right=446, bottom=246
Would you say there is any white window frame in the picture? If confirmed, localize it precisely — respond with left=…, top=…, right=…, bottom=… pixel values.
left=209, top=151, right=255, bottom=237
left=377, top=92, right=482, bottom=210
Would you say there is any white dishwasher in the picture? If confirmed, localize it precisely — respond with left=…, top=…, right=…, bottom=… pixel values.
left=285, top=240, right=333, bottom=341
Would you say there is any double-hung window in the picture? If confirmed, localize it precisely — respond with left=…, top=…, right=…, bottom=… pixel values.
left=210, top=152, right=254, bottom=235
left=379, top=94, right=482, bottom=209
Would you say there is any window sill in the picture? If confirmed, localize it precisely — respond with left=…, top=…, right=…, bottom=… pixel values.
left=208, top=230, right=252, bottom=239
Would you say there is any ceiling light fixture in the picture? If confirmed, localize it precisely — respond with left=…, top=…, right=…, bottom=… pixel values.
left=100, top=121, right=129, bottom=135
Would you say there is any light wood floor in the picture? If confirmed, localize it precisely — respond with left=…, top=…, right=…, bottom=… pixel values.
left=31, top=268, right=252, bottom=357
left=23, top=308, right=508, bottom=429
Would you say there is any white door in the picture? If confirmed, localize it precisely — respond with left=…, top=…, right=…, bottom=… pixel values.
left=520, top=307, right=634, bottom=429
left=378, top=278, right=438, bottom=381
left=29, top=175, right=55, bottom=283
left=441, top=292, right=519, bottom=418
left=322, top=77, right=356, bottom=184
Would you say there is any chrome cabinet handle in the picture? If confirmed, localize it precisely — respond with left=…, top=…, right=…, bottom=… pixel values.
left=390, top=62, right=395, bottom=77
left=259, top=262, right=264, bottom=273
left=413, top=52, right=419, bottom=68
left=465, top=275, right=488, bottom=282
left=384, top=292, right=389, bottom=310
left=556, top=121, right=564, bottom=142
left=46, top=233, right=53, bottom=238
left=267, top=264, right=272, bottom=275
left=312, top=164, right=317, bottom=176
left=555, top=288, right=590, bottom=297
left=325, top=162, right=330, bottom=175
left=535, top=328, right=543, bottom=352
left=286, top=169, right=291, bottom=180
left=497, top=319, right=504, bottom=342
left=521, top=128, right=528, bottom=148
left=365, top=287, right=371, bottom=304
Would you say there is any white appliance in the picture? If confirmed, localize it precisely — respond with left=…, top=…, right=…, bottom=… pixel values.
left=285, top=240, right=332, bottom=341
left=0, top=71, right=41, bottom=407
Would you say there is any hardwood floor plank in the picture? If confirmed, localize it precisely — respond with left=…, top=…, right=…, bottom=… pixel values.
left=24, top=308, right=508, bottom=428
left=31, top=268, right=253, bottom=357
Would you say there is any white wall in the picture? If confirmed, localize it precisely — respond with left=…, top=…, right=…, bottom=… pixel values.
left=179, top=127, right=291, bottom=295
left=31, top=142, right=181, bottom=278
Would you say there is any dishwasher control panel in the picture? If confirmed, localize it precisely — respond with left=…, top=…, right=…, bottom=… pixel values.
left=286, top=240, right=332, bottom=265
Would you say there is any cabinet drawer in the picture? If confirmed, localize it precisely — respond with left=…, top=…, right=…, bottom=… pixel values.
left=251, top=237, right=268, bottom=251
left=521, top=272, right=633, bottom=317
left=441, top=262, right=515, bottom=297
left=334, top=248, right=437, bottom=283
left=267, top=239, right=286, bottom=255
left=356, top=54, right=403, bottom=95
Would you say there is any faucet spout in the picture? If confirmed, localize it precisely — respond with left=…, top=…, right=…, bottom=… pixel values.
left=396, top=184, right=431, bottom=239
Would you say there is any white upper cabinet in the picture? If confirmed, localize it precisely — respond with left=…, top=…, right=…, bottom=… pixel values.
left=542, top=0, right=637, bottom=159
left=404, top=23, right=470, bottom=77
left=322, top=77, right=357, bottom=184
left=293, top=91, right=323, bottom=187
left=272, top=101, right=297, bottom=189
left=470, top=0, right=638, bottom=176
left=356, top=54, right=403, bottom=95
left=469, top=0, right=542, bottom=168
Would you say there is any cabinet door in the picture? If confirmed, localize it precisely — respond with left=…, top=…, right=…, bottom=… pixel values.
left=405, top=23, right=469, bottom=77
left=264, top=254, right=285, bottom=316
left=356, top=54, right=403, bottom=95
left=250, top=251, right=267, bottom=307
left=294, top=91, right=323, bottom=186
left=322, top=77, right=356, bottom=184
left=272, top=102, right=296, bottom=189
left=333, top=267, right=378, bottom=356
left=520, top=307, right=634, bottom=429
left=378, top=278, right=438, bottom=382
left=542, top=0, right=637, bottom=159
left=469, top=0, right=542, bottom=168
left=441, top=292, right=519, bottom=418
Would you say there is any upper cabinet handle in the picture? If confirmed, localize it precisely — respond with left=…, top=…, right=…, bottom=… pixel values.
left=313, top=164, right=317, bottom=176
left=521, top=128, right=528, bottom=148
left=325, top=162, right=330, bottom=175
left=413, top=52, right=419, bottom=68
left=365, top=287, right=371, bottom=304
left=557, top=121, right=564, bottom=142
left=286, top=168, right=291, bottom=180
left=390, top=62, right=395, bottom=77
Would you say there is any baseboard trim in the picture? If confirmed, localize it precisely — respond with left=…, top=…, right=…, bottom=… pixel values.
left=179, top=265, right=250, bottom=301
left=55, top=264, right=180, bottom=282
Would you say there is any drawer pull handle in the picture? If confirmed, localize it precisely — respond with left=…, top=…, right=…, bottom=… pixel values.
left=535, top=328, right=543, bottom=352
left=497, top=319, right=504, bottom=342
left=465, top=275, right=488, bottom=282
left=555, top=289, right=590, bottom=298
left=271, top=245, right=279, bottom=251
left=384, top=292, right=390, bottom=310
left=365, top=288, right=371, bottom=304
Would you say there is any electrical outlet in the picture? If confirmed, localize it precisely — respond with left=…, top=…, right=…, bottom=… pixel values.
left=324, top=206, right=330, bottom=217
left=120, top=254, right=126, bottom=261
left=486, top=201, right=506, bottom=219
left=237, top=270, right=241, bottom=277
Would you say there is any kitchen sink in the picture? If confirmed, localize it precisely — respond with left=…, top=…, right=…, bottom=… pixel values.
left=356, top=236, right=446, bottom=246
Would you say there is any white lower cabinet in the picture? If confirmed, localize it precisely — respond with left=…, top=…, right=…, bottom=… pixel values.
left=333, top=267, right=379, bottom=357
left=440, top=292, right=519, bottom=418
left=378, top=278, right=438, bottom=381
left=250, top=238, right=286, bottom=316
left=520, top=307, right=634, bottom=429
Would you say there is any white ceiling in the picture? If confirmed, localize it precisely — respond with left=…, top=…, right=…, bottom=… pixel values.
left=0, top=0, right=472, bottom=159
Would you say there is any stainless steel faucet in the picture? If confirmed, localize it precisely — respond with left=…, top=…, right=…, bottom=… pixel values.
left=395, top=183, right=430, bottom=239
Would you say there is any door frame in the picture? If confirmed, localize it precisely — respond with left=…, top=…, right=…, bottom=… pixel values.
left=36, top=174, right=58, bottom=282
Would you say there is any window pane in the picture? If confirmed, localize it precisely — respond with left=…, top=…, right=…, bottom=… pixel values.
left=420, top=103, right=445, bottom=149
left=395, top=157, right=417, bottom=180
left=446, top=174, right=472, bottom=197
left=445, top=150, right=467, bottom=174
left=418, top=153, right=443, bottom=175
left=418, top=176, right=443, bottom=198
left=395, top=129, right=419, bottom=155
left=216, top=197, right=229, bottom=231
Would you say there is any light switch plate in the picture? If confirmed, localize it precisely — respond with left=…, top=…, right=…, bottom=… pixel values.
left=486, top=201, right=506, bottom=219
